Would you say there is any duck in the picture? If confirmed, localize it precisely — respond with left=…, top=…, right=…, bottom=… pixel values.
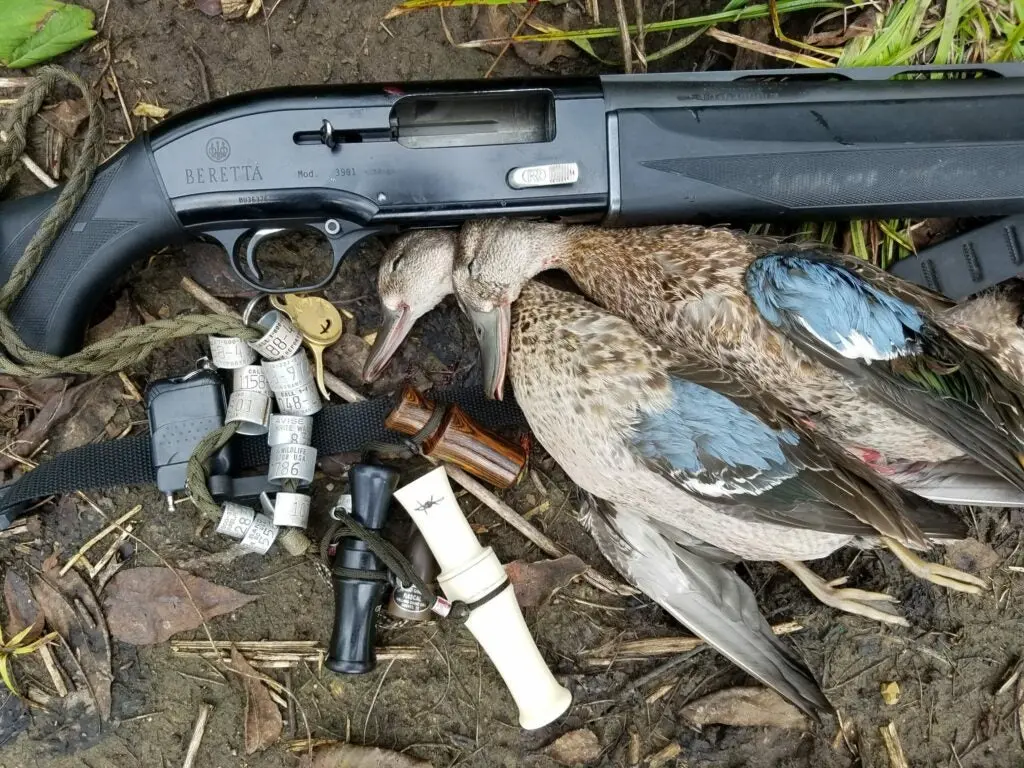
left=582, top=494, right=833, bottom=719
left=364, top=230, right=984, bottom=629
left=450, top=219, right=1024, bottom=508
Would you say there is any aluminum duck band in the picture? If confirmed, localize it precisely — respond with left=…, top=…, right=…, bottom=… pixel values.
left=393, top=466, right=572, bottom=730
left=268, top=414, right=313, bottom=446
left=225, top=390, right=271, bottom=436
left=249, top=311, right=304, bottom=360
left=208, top=335, right=256, bottom=369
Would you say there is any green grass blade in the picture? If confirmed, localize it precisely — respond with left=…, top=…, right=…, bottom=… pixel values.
left=850, top=220, right=870, bottom=261
left=645, top=0, right=748, bottom=64
left=459, top=0, right=844, bottom=47
left=935, top=0, right=964, bottom=64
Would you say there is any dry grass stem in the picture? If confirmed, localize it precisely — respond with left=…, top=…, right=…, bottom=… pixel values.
left=182, top=703, right=212, bottom=768
left=59, top=506, right=141, bottom=576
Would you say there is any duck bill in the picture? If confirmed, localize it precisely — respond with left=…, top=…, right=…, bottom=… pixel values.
left=362, top=305, right=412, bottom=382
left=467, top=304, right=511, bottom=400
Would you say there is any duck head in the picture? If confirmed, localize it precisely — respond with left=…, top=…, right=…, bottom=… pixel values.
left=453, top=219, right=569, bottom=399
left=362, top=229, right=457, bottom=382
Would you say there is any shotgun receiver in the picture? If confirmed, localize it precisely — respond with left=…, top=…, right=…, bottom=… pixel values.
left=3, top=63, right=1024, bottom=355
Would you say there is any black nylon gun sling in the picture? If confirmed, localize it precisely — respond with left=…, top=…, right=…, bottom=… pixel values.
left=0, top=386, right=526, bottom=527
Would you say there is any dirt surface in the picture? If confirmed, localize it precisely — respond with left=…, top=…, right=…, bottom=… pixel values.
left=1, top=1, right=1023, bottom=767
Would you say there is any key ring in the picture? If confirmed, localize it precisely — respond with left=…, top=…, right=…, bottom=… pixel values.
left=243, top=295, right=272, bottom=328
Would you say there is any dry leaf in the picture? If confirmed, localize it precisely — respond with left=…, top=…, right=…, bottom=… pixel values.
left=680, top=687, right=808, bottom=729
left=101, top=567, right=257, bottom=645
left=4, top=571, right=43, bottom=643
left=131, top=101, right=169, bottom=119
left=31, top=569, right=113, bottom=721
left=195, top=0, right=222, bottom=14
left=86, top=293, right=139, bottom=344
left=505, top=554, right=586, bottom=607
left=307, top=743, right=431, bottom=767
left=804, top=7, right=879, bottom=47
left=41, top=99, right=89, bottom=137
left=0, top=380, right=91, bottom=472
left=880, top=681, right=900, bottom=706
left=245, top=0, right=263, bottom=18
left=544, top=729, right=601, bottom=765
left=229, top=648, right=282, bottom=754
left=184, top=243, right=261, bottom=298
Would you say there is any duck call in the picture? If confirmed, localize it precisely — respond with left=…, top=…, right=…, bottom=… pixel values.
left=392, top=466, right=572, bottom=729
left=385, top=385, right=527, bottom=488
left=325, top=462, right=399, bottom=675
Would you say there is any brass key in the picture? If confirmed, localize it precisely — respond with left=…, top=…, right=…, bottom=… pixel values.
left=270, top=294, right=343, bottom=399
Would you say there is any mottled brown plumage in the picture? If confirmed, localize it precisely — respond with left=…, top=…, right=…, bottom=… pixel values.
left=453, top=219, right=1024, bottom=499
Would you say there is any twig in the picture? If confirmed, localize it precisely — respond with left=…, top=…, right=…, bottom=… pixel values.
left=0, top=77, right=33, bottom=89
left=38, top=645, right=68, bottom=697
left=180, top=276, right=633, bottom=595
left=0, top=130, right=58, bottom=188
left=59, top=506, right=141, bottom=576
left=612, top=0, right=633, bottom=73
left=88, top=524, right=133, bottom=579
left=182, top=703, right=212, bottom=768
left=485, top=5, right=537, bottom=79
left=880, top=722, right=909, bottom=768
left=106, top=68, right=135, bottom=140
left=184, top=39, right=212, bottom=102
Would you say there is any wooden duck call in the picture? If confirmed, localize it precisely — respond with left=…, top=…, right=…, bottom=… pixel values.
left=385, top=386, right=526, bottom=488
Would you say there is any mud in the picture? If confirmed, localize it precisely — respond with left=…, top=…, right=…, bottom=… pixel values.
left=1, top=1, right=1022, bottom=767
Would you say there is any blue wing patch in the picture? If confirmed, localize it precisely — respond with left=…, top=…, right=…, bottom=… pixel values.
left=746, top=253, right=924, bottom=361
left=631, top=377, right=800, bottom=498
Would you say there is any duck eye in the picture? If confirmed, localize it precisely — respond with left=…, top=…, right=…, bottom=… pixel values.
left=390, top=253, right=405, bottom=273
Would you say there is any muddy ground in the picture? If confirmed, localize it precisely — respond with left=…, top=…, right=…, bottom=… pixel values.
left=1, top=1, right=1023, bottom=767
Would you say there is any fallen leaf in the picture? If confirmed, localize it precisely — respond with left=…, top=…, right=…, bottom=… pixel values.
left=245, top=0, right=263, bottom=19
left=85, top=292, right=139, bottom=344
left=195, top=0, right=222, bottom=15
left=544, top=729, right=601, bottom=765
left=102, top=567, right=257, bottom=645
left=0, top=380, right=91, bottom=472
left=307, top=742, right=431, bottom=767
left=804, top=8, right=879, bottom=47
left=47, top=376, right=127, bottom=454
left=31, top=569, right=113, bottom=720
left=323, top=334, right=371, bottom=391
left=40, top=560, right=112, bottom=720
left=505, top=554, right=587, bottom=607
left=4, top=571, right=43, bottom=643
left=131, top=101, right=170, bottom=120
left=229, top=648, right=282, bottom=754
left=880, top=681, right=900, bottom=706
left=648, top=743, right=681, bottom=768
left=41, top=99, right=89, bottom=137
left=681, top=687, right=808, bottom=729
left=184, top=243, right=261, bottom=298
left=0, top=0, right=97, bottom=68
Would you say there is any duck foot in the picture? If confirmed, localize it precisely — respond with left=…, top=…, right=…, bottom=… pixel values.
left=882, top=538, right=987, bottom=594
left=781, top=560, right=909, bottom=626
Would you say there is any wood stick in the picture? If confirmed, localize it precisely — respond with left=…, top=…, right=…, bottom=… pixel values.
left=880, top=722, right=909, bottom=768
left=180, top=277, right=633, bottom=596
left=182, top=703, right=212, bottom=768
left=0, top=77, right=33, bottom=89
left=60, top=506, right=141, bottom=575
left=0, top=129, right=58, bottom=189
left=581, top=622, right=803, bottom=667
left=88, top=524, right=133, bottom=579
left=38, top=645, right=68, bottom=697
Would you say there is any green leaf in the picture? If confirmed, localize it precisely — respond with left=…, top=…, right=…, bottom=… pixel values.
left=0, top=0, right=96, bottom=69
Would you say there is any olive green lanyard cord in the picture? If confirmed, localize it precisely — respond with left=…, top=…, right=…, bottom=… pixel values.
left=0, top=65, right=257, bottom=379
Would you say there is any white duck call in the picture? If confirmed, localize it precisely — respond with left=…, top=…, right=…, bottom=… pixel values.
left=393, top=466, right=572, bottom=730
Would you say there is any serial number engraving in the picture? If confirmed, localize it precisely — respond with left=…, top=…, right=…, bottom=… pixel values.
left=239, top=194, right=271, bottom=204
